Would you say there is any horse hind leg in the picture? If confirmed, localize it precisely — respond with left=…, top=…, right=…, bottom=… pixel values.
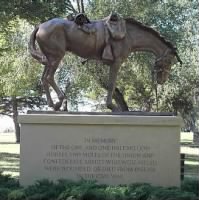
left=41, top=66, right=54, bottom=108
left=37, top=32, right=67, bottom=110
left=46, top=62, right=66, bottom=111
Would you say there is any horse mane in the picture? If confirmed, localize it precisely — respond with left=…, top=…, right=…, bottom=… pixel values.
left=125, top=18, right=176, bottom=52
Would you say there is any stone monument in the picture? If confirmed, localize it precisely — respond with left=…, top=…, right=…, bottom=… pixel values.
left=19, top=112, right=182, bottom=187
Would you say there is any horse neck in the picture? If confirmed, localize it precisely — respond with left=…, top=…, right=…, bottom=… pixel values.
left=126, top=22, right=170, bottom=58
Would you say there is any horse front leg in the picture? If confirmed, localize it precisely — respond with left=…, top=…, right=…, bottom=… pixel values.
left=106, top=62, right=120, bottom=112
left=97, top=79, right=128, bottom=111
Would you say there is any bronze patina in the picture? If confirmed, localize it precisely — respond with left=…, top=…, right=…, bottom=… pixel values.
left=29, top=13, right=182, bottom=111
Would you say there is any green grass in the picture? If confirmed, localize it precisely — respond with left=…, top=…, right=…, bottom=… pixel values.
left=0, top=133, right=20, bottom=178
left=0, top=151, right=19, bottom=178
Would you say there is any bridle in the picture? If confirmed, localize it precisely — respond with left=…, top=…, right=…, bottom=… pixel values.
left=154, top=48, right=171, bottom=74
left=152, top=48, right=171, bottom=111
left=151, top=48, right=182, bottom=111
left=155, top=48, right=170, bottom=63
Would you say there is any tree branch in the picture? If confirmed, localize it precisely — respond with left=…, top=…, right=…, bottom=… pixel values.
left=76, top=0, right=81, bottom=13
left=66, top=0, right=78, bottom=14
left=80, top=0, right=85, bottom=13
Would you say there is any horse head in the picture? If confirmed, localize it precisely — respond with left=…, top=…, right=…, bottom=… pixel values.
left=154, top=48, right=182, bottom=84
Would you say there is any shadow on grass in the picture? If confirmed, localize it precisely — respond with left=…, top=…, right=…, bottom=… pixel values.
left=0, top=152, right=20, bottom=177
left=182, top=154, right=199, bottom=180
left=184, top=164, right=199, bottom=180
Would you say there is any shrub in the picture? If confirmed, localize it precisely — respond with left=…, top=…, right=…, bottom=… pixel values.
left=8, top=189, right=26, bottom=200
left=181, top=178, right=199, bottom=196
left=127, top=183, right=155, bottom=200
left=0, top=188, right=11, bottom=200
left=0, top=173, right=198, bottom=200
left=24, top=179, right=63, bottom=200
left=148, top=187, right=196, bottom=200
left=81, top=188, right=107, bottom=200
left=0, top=172, right=19, bottom=189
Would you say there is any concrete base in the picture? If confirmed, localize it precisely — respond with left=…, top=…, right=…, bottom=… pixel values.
left=18, top=113, right=181, bottom=187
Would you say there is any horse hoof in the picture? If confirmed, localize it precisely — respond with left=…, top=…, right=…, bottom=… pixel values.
left=107, top=104, right=120, bottom=112
left=112, top=107, right=120, bottom=112
left=62, top=99, right=68, bottom=111
left=54, top=102, right=62, bottom=111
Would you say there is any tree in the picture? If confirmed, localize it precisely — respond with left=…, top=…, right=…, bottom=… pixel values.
left=0, top=0, right=77, bottom=25
left=1, top=0, right=198, bottom=133
left=0, top=19, right=46, bottom=142
left=0, top=0, right=78, bottom=142
left=83, top=0, right=198, bottom=129
left=52, top=0, right=198, bottom=127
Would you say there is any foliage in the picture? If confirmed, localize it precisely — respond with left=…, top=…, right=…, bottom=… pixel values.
left=0, top=17, right=47, bottom=113
left=0, top=0, right=76, bottom=26
left=0, top=188, right=11, bottom=200
left=0, top=96, right=47, bottom=115
left=85, top=0, right=199, bottom=129
left=181, top=178, right=199, bottom=197
left=0, top=0, right=198, bottom=129
left=0, top=173, right=198, bottom=200
left=0, top=19, right=40, bottom=95
left=56, top=54, right=94, bottom=111
left=7, top=189, right=26, bottom=200
left=0, top=16, right=47, bottom=142
left=0, top=172, right=19, bottom=189
left=0, top=173, right=19, bottom=200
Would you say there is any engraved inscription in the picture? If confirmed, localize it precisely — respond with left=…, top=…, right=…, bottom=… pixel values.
left=43, top=137, right=158, bottom=180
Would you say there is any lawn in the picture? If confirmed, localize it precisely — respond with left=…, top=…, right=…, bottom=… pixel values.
left=0, top=133, right=20, bottom=178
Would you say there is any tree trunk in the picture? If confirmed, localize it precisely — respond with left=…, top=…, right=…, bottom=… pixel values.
left=76, top=0, right=81, bottom=13
left=113, top=88, right=129, bottom=111
left=12, top=96, right=20, bottom=143
left=80, top=0, right=85, bottom=13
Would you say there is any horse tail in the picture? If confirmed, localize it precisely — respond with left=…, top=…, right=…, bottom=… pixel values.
left=28, top=25, right=48, bottom=65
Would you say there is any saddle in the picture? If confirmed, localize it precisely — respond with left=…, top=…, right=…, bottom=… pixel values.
left=70, top=13, right=96, bottom=34
left=69, top=13, right=126, bottom=61
left=105, top=12, right=126, bottom=40
left=103, top=13, right=126, bottom=61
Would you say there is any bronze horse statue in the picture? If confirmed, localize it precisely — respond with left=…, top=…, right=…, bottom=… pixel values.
left=29, top=13, right=182, bottom=111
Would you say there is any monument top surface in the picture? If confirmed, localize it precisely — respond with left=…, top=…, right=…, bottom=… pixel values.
left=18, top=111, right=182, bottom=127
left=27, top=111, right=175, bottom=116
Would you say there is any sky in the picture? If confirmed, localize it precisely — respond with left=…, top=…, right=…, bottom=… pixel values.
left=0, top=115, right=14, bottom=133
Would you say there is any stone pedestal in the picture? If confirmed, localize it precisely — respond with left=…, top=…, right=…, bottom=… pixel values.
left=18, top=113, right=181, bottom=186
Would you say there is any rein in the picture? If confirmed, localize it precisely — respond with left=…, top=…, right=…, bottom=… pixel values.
left=154, top=48, right=171, bottom=74
left=152, top=48, right=170, bottom=112
left=155, top=48, right=170, bottom=63
left=151, top=67, right=159, bottom=112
